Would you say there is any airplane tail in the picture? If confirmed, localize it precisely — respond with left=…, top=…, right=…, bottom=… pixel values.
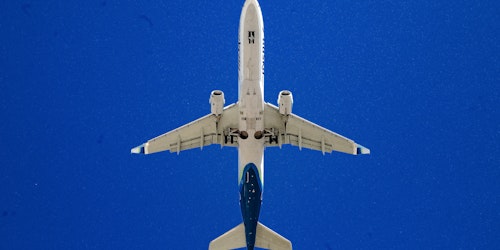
left=209, top=222, right=292, bottom=250
left=254, top=222, right=293, bottom=250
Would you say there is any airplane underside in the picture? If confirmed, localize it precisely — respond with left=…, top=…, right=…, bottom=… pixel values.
left=240, top=164, right=262, bottom=250
left=131, top=0, right=369, bottom=249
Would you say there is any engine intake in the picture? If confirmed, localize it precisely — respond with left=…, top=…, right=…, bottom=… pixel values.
left=209, top=90, right=225, bottom=116
left=277, top=90, right=293, bottom=115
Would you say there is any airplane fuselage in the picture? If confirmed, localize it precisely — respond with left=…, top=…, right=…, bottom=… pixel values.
left=237, top=0, right=265, bottom=249
left=132, top=0, right=370, bottom=248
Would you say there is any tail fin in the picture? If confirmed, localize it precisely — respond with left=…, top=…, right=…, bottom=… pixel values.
left=255, top=222, right=292, bottom=250
left=209, top=222, right=292, bottom=250
left=209, top=223, right=246, bottom=250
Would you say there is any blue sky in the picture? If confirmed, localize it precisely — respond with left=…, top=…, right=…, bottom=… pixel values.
left=1, top=0, right=498, bottom=249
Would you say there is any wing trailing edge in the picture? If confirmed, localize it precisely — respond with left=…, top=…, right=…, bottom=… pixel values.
left=263, top=103, right=370, bottom=155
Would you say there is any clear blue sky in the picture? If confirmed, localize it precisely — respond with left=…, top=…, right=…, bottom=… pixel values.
left=1, top=0, right=498, bottom=249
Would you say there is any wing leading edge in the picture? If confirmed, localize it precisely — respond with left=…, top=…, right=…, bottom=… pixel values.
left=131, top=103, right=239, bottom=155
left=263, top=103, right=370, bottom=155
left=131, top=102, right=370, bottom=155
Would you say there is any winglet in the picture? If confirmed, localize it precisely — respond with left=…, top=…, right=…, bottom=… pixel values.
left=356, top=144, right=370, bottom=155
left=131, top=144, right=146, bottom=154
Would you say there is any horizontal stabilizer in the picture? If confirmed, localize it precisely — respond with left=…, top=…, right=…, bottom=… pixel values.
left=209, top=222, right=292, bottom=250
left=209, top=223, right=246, bottom=250
left=255, top=222, right=292, bottom=250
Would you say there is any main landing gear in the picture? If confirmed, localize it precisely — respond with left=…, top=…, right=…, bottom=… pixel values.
left=224, top=129, right=280, bottom=144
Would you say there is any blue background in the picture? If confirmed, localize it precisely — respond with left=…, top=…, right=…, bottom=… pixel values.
left=1, top=0, right=498, bottom=249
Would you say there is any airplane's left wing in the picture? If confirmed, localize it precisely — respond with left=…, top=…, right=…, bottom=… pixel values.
left=264, top=103, right=370, bottom=155
left=131, top=103, right=239, bottom=154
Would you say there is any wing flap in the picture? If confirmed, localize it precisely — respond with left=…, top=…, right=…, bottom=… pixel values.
left=145, top=114, right=217, bottom=154
left=131, top=104, right=239, bottom=154
left=264, top=103, right=369, bottom=155
left=285, top=113, right=357, bottom=154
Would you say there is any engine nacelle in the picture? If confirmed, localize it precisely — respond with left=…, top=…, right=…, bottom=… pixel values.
left=209, top=90, right=225, bottom=116
left=277, top=90, right=293, bottom=115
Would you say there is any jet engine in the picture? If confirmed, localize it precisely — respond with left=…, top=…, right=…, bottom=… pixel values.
left=209, top=90, right=225, bottom=116
left=277, top=90, right=293, bottom=115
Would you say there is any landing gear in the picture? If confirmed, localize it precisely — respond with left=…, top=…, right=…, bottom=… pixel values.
left=223, top=129, right=280, bottom=144
left=224, top=128, right=241, bottom=144
left=263, top=128, right=279, bottom=144
left=269, top=134, right=278, bottom=144
left=254, top=131, right=263, bottom=139
left=224, top=134, right=236, bottom=144
left=240, top=131, right=249, bottom=139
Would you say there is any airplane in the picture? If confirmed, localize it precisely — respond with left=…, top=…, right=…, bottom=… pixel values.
left=131, top=0, right=370, bottom=249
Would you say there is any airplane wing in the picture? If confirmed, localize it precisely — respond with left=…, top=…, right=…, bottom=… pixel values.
left=264, top=103, right=370, bottom=155
left=131, top=103, right=239, bottom=154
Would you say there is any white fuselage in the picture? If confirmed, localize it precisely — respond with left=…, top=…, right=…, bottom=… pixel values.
left=237, top=0, right=265, bottom=185
left=132, top=1, right=367, bottom=248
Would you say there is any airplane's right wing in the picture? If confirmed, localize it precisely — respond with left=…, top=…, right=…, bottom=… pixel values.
left=264, top=103, right=370, bottom=155
left=131, top=103, right=239, bottom=155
